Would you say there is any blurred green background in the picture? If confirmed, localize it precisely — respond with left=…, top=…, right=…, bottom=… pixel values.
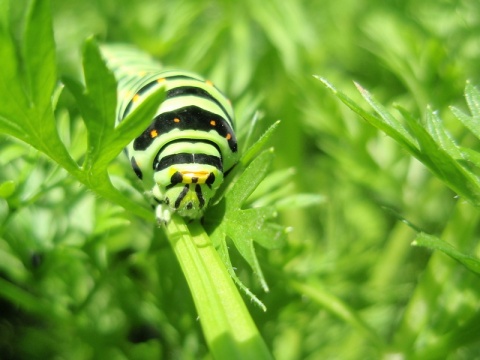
left=1, top=0, right=480, bottom=359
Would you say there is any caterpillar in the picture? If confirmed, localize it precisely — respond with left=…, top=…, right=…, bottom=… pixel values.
left=101, top=45, right=238, bottom=224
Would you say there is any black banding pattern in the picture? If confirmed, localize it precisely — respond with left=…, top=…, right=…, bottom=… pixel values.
left=133, top=105, right=237, bottom=153
left=130, top=156, right=143, bottom=179
left=166, top=171, right=216, bottom=190
left=155, top=153, right=222, bottom=172
left=122, top=75, right=233, bottom=126
left=155, top=139, right=222, bottom=162
left=195, top=184, right=205, bottom=208
left=170, top=172, right=183, bottom=186
left=175, top=185, right=190, bottom=209
left=169, top=183, right=206, bottom=210
left=166, top=86, right=232, bottom=124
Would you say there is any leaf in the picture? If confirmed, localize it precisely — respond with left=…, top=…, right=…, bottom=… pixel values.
left=209, top=120, right=280, bottom=207
left=459, top=147, right=480, bottom=168
left=316, top=76, right=420, bottom=156
left=423, top=107, right=464, bottom=160
left=227, top=149, right=275, bottom=209
left=23, top=0, right=56, bottom=108
left=319, top=77, right=480, bottom=208
left=465, top=81, right=480, bottom=120
left=0, top=3, right=29, bottom=136
left=241, top=120, right=281, bottom=166
left=72, top=37, right=118, bottom=168
left=451, top=106, right=480, bottom=140
left=66, top=38, right=165, bottom=171
left=207, top=149, right=288, bottom=297
left=353, top=81, right=420, bottom=154
left=0, top=0, right=77, bottom=174
left=82, top=38, right=117, bottom=143
left=396, top=106, right=480, bottom=205
left=451, top=82, right=480, bottom=141
left=413, top=233, right=480, bottom=276
left=102, top=85, right=165, bottom=164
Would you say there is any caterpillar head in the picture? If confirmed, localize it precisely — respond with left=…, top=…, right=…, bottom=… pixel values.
left=152, top=163, right=224, bottom=223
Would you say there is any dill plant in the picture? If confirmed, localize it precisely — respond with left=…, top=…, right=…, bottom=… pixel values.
left=1, top=0, right=480, bottom=359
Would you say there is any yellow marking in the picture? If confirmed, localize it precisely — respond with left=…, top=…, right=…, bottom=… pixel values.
left=210, top=120, right=216, bottom=126
left=181, top=170, right=210, bottom=184
left=138, top=71, right=146, bottom=76
left=157, top=77, right=166, bottom=83
left=133, top=94, right=140, bottom=103
left=226, top=133, right=232, bottom=140
left=206, top=80, right=214, bottom=86
left=124, top=90, right=133, bottom=99
left=150, top=129, right=158, bottom=138
left=174, top=118, right=180, bottom=123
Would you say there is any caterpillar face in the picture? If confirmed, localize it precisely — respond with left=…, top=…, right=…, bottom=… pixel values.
left=102, top=45, right=237, bottom=224
left=151, top=141, right=224, bottom=222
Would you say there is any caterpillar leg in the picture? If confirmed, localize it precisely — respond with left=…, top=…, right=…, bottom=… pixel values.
left=155, top=202, right=172, bottom=226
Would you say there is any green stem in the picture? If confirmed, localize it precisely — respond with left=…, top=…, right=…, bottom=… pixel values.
left=165, top=215, right=273, bottom=360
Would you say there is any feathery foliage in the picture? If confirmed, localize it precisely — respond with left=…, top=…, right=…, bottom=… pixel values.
left=1, top=0, right=480, bottom=358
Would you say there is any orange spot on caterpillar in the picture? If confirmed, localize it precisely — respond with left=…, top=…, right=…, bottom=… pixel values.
left=173, top=118, right=180, bottom=123
left=210, top=120, right=216, bottom=126
left=150, top=130, right=158, bottom=138
left=226, top=133, right=232, bottom=140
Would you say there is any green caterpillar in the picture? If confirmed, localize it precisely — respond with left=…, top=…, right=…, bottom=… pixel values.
left=101, top=45, right=238, bottom=224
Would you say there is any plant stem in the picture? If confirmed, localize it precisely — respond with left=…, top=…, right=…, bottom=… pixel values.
left=165, top=215, right=273, bottom=360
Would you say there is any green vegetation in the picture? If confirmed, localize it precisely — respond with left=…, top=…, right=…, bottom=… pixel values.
left=1, top=0, right=480, bottom=359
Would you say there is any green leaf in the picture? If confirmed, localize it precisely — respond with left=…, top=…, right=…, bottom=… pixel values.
left=413, top=233, right=480, bottom=276
left=210, top=120, right=281, bottom=206
left=353, top=81, right=420, bottom=154
left=396, top=106, right=480, bottom=205
left=0, top=0, right=77, bottom=174
left=102, top=85, right=165, bottom=165
left=241, top=120, right=281, bottom=166
left=83, top=38, right=117, bottom=125
left=465, top=81, right=480, bottom=120
left=78, top=37, right=118, bottom=168
left=451, top=106, right=480, bottom=140
left=58, top=39, right=166, bottom=221
left=423, top=107, right=464, bottom=160
left=23, top=0, right=56, bottom=108
left=66, top=37, right=165, bottom=171
left=316, top=77, right=420, bottom=156
left=0, top=4, right=29, bottom=137
left=206, top=149, right=288, bottom=301
left=459, top=147, right=480, bottom=168
left=227, top=149, right=274, bottom=209
left=451, top=83, right=480, bottom=141
left=320, top=77, right=480, bottom=208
